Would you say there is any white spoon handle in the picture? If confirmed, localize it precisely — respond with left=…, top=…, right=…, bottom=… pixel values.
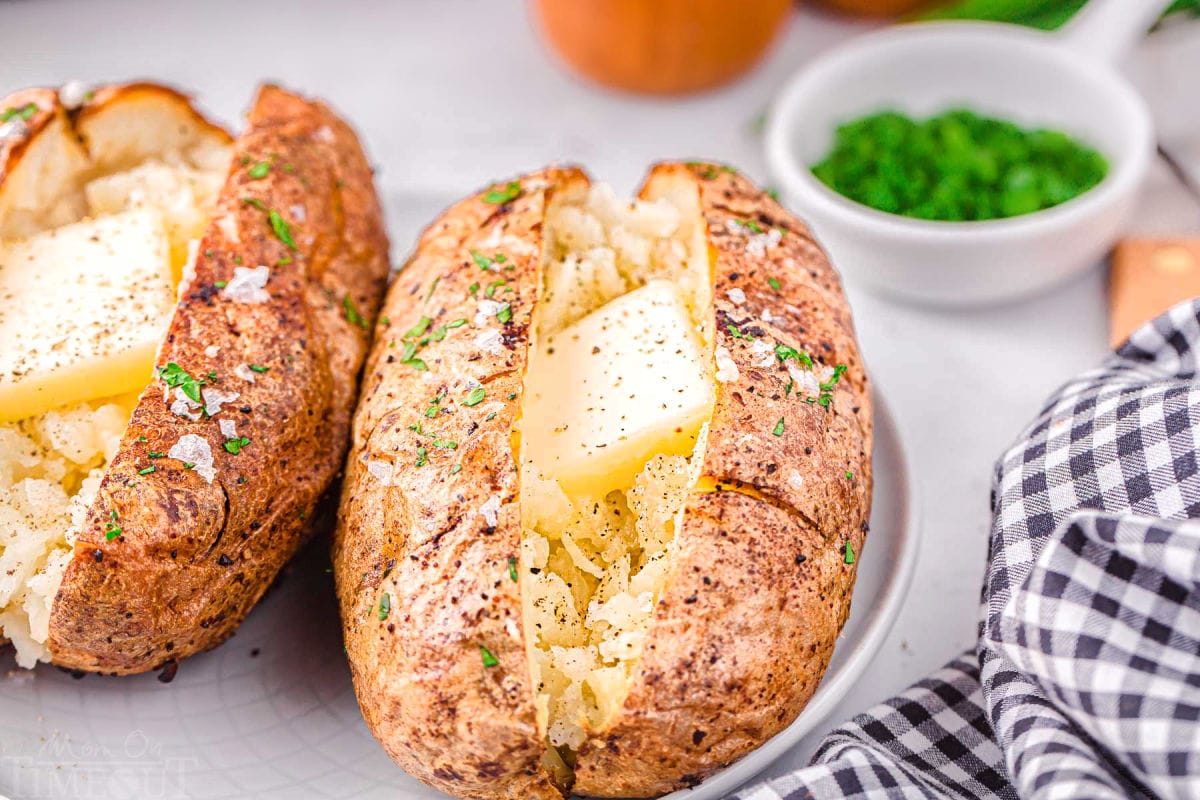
left=1059, top=0, right=1178, bottom=64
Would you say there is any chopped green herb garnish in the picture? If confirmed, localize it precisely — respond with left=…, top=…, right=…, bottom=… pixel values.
left=482, top=181, right=522, bottom=205
left=772, top=418, right=785, bottom=436
left=508, top=556, right=518, bottom=582
left=768, top=277, right=781, bottom=292
left=415, top=446, right=428, bottom=467
left=247, top=161, right=271, bottom=179
left=268, top=209, right=298, bottom=250
left=104, top=523, right=122, bottom=541
left=147, top=451, right=165, bottom=459
left=214, top=280, right=228, bottom=288
left=242, top=197, right=266, bottom=211
left=766, top=188, right=780, bottom=202
left=445, top=318, right=468, bottom=329
left=775, top=345, right=813, bottom=369
left=343, top=294, right=366, bottom=327
left=223, top=437, right=251, bottom=455
left=463, top=387, right=486, bottom=406
left=844, top=541, right=856, bottom=564
left=811, top=108, right=1109, bottom=221
left=404, top=316, right=433, bottom=340
left=470, top=249, right=493, bottom=270
left=496, top=303, right=512, bottom=325
left=378, top=592, right=391, bottom=621
left=158, top=362, right=204, bottom=403
left=138, top=466, right=156, bottom=476
left=727, top=323, right=753, bottom=341
left=138, top=435, right=148, bottom=442
left=480, top=645, right=499, bottom=668
left=737, top=218, right=764, bottom=234
left=485, top=280, right=507, bottom=298
left=468, top=282, right=480, bottom=297
left=1, top=103, right=38, bottom=122
left=424, top=276, right=440, bottom=303
left=846, top=471, right=855, bottom=481
left=450, top=464, right=462, bottom=475
left=248, top=363, right=269, bottom=373
left=432, top=439, right=457, bottom=450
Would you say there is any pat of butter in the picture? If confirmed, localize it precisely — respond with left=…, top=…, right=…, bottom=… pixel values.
left=523, top=279, right=712, bottom=495
left=0, top=207, right=174, bottom=422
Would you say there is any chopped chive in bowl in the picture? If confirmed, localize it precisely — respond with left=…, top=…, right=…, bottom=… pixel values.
left=810, top=108, right=1108, bottom=222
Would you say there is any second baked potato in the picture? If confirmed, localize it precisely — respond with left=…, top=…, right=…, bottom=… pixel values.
left=0, top=82, right=389, bottom=674
left=335, top=163, right=872, bottom=797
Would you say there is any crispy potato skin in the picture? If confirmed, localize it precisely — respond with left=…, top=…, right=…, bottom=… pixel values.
left=570, top=163, right=873, bottom=796
left=334, top=169, right=586, bottom=800
left=0, top=88, right=60, bottom=176
left=32, top=84, right=390, bottom=673
left=335, top=163, right=871, bottom=797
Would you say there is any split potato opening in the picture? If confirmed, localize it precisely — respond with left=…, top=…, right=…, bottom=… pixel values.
left=518, top=173, right=714, bottom=777
left=0, top=86, right=230, bottom=665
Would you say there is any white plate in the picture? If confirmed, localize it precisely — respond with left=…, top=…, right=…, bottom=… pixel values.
left=0, top=193, right=919, bottom=800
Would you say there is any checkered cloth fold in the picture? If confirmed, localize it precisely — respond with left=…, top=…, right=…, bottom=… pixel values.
left=735, top=300, right=1200, bottom=800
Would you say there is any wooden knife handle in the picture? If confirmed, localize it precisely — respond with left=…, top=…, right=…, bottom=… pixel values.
left=1109, top=239, right=1200, bottom=347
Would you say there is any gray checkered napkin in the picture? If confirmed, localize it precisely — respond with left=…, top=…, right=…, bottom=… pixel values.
left=734, top=299, right=1200, bottom=800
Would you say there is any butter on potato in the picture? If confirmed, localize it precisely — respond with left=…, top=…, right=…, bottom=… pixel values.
left=522, top=279, right=712, bottom=495
left=0, top=208, right=175, bottom=423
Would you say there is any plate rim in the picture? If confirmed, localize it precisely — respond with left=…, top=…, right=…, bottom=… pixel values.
left=660, top=389, right=922, bottom=800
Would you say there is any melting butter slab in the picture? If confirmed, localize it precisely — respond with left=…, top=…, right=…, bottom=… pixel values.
left=523, top=278, right=712, bottom=495
left=0, top=207, right=174, bottom=422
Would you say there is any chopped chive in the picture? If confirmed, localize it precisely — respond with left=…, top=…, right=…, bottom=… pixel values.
left=772, top=418, right=785, bottom=436
left=404, top=316, right=433, bottom=340
left=268, top=209, right=298, bottom=250
left=480, top=645, right=499, bottom=667
left=247, top=161, right=271, bottom=179
left=463, top=387, right=486, bottom=407
left=508, top=556, right=518, bottom=582
left=343, top=294, right=367, bottom=327
left=138, top=466, right=156, bottom=476
left=482, top=181, right=521, bottom=205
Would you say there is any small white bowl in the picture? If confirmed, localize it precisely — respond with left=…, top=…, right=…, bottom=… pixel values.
left=765, top=21, right=1155, bottom=307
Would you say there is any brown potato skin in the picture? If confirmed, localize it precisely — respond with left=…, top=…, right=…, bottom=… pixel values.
left=570, top=163, right=873, bottom=796
left=334, top=169, right=586, bottom=800
left=335, top=163, right=872, bottom=797
left=26, top=84, right=391, bottom=673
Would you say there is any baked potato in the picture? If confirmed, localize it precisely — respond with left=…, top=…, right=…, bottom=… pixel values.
left=0, top=82, right=389, bottom=674
left=334, top=163, right=872, bottom=797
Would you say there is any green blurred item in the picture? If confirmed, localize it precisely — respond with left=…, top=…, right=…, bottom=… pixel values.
left=810, top=109, right=1109, bottom=221
left=915, top=0, right=1198, bottom=28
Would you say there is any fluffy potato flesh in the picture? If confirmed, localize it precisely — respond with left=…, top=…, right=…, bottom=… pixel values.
left=519, top=183, right=713, bottom=766
left=0, top=88, right=230, bottom=666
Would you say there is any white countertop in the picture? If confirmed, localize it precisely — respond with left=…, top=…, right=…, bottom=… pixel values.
left=4, top=0, right=1198, bottom=790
